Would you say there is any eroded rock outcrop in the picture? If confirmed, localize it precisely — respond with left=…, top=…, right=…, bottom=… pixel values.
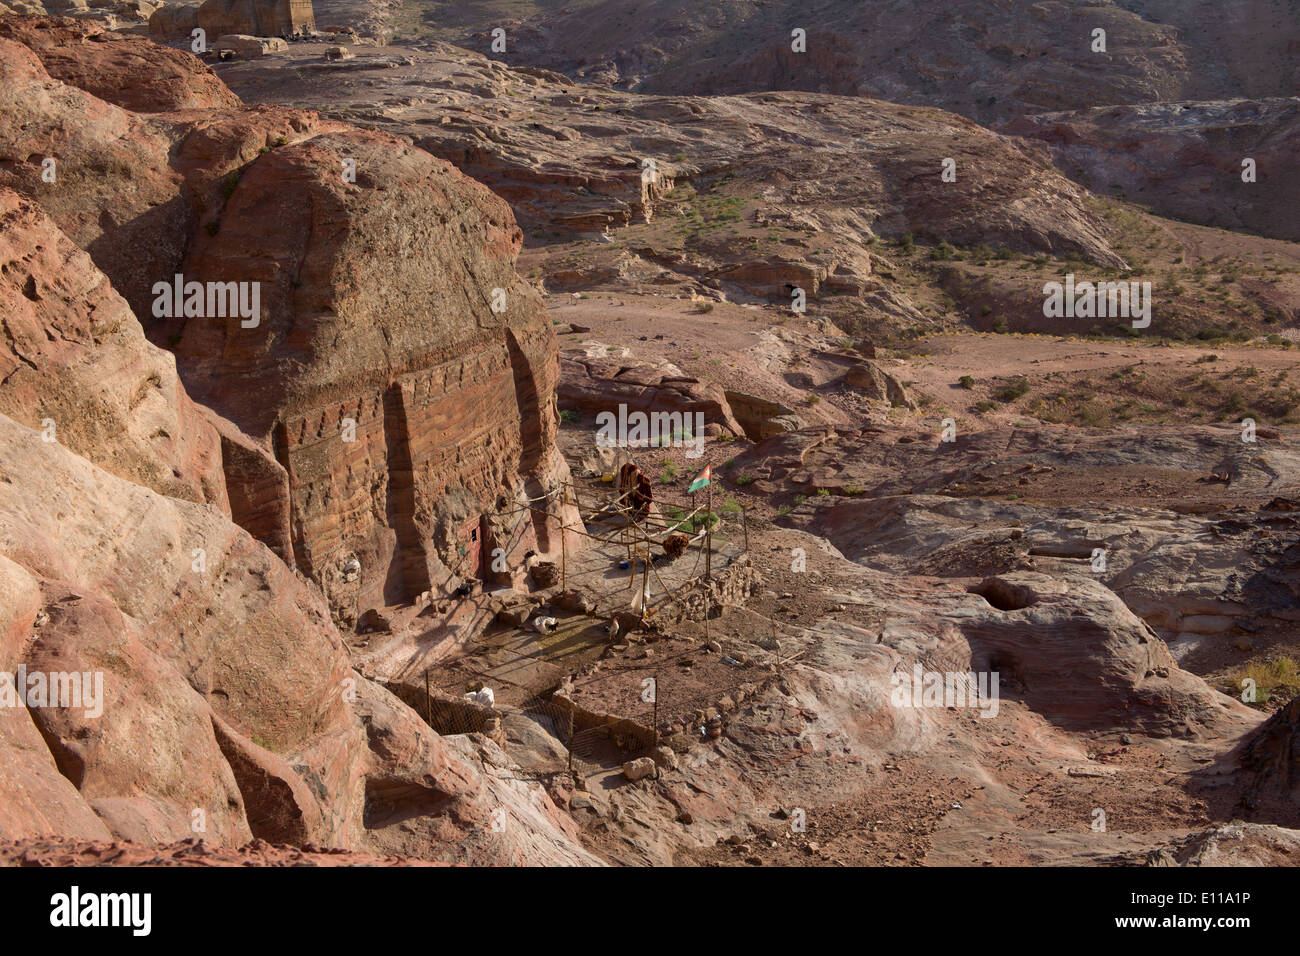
left=0, top=22, right=594, bottom=862
left=0, top=188, right=228, bottom=508
left=208, top=43, right=1130, bottom=277
left=468, top=0, right=1298, bottom=126
left=0, top=20, right=578, bottom=627
left=1144, top=823, right=1300, bottom=866
left=560, top=354, right=744, bottom=439
left=0, top=411, right=594, bottom=861
left=197, top=0, right=314, bottom=39
left=0, top=15, right=242, bottom=112
left=1004, top=98, right=1300, bottom=242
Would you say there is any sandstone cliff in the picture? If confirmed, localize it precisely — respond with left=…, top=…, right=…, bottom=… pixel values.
left=0, top=20, right=591, bottom=861
left=196, top=0, right=315, bottom=39
left=0, top=19, right=578, bottom=629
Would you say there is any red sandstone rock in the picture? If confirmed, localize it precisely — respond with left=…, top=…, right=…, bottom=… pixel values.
left=0, top=411, right=596, bottom=863
left=196, top=0, right=314, bottom=40
left=0, top=23, right=579, bottom=625
left=0, top=15, right=242, bottom=112
left=0, top=27, right=594, bottom=862
left=0, top=187, right=228, bottom=507
left=559, top=355, right=745, bottom=438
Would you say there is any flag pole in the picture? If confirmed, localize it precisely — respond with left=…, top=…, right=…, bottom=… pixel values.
left=705, top=478, right=712, bottom=581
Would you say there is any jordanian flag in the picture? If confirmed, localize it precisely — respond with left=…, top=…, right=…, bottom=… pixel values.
left=688, top=464, right=711, bottom=493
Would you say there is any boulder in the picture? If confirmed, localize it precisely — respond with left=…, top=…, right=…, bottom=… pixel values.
left=843, top=360, right=914, bottom=409
left=724, top=389, right=804, bottom=441
left=211, top=32, right=285, bottom=58
left=559, top=355, right=744, bottom=439
left=622, top=757, right=656, bottom=781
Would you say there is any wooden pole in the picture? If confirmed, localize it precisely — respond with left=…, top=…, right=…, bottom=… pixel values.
left=640, top=545, right=650, bottom=621
left=652, top=671, right=659, bottom=739
left=567, top=705, right=575, bottom=775
left=704, top=482, right=713, bottom=581
left=703, top=585, right=710, bottom=642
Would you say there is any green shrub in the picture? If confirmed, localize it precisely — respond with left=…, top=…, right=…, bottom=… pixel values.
left=993, top=376, right=1030, bottom=403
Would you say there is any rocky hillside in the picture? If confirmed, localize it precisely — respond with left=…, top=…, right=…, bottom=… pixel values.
left=450, top=0, right=1300, bottom=124
left=0, top=17, right=576, bottom=629
left=211, top=39, right=1299, bottom=347
left=0, top=17, right=590, bottom=863
left=215, top=41, right=1125, bottom=266
left=1004, top=99, right=1300, bottom=242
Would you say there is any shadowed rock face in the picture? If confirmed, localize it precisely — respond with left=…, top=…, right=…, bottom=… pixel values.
left=464, top=0, right=1298, bottom=125
left=0, top=188, right=228, bottom=508
left=1237, top=695, right=1300, bottom=827
left=1003, top=99, right=1300, bottom=243
left=0, top=20, right=577, bottom=624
